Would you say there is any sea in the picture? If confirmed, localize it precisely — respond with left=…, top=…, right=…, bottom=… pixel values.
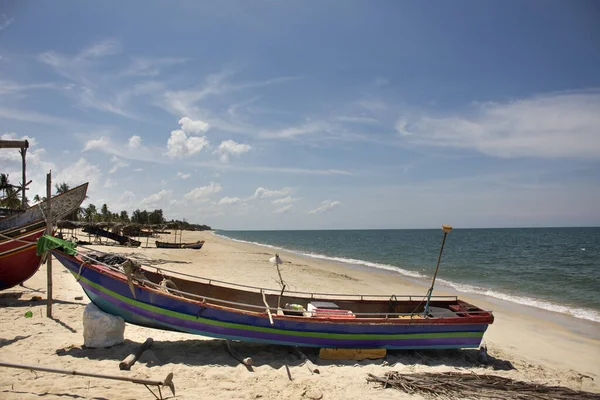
left=215, top=228, right=600, bottom=324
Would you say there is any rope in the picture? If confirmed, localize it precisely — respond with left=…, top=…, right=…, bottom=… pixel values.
left=0, top=231, right=40, bottom=245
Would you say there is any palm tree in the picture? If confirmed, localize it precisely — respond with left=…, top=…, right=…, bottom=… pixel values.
left=55, top=182, right=71, bottom=195
left=84, top=204, right=97, bottom=222
left=0, top=174, right=22, bottom=210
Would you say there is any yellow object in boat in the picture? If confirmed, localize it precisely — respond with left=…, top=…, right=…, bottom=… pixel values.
left=319, top=348, right=387, bottom=360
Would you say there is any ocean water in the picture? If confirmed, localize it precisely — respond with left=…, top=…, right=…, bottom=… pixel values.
left=216, top=228, right=600, bottom=324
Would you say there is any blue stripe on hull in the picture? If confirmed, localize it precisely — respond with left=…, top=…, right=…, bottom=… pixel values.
left=56, top=253, right=489, bottom=338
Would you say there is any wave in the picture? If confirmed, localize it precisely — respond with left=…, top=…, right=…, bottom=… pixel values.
left=213, top=232, right=600, bottom=324
left=212, top=232, right=426, bottom=278
left=437, top=279, right=600, bottom=324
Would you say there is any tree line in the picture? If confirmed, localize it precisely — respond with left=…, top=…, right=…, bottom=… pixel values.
left=0, top=175, right=211, bottom=230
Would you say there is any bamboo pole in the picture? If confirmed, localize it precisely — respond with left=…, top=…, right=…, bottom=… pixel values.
left=45, top=172, right=53, bottom=318
left=0, top=361, right=175, bottom=398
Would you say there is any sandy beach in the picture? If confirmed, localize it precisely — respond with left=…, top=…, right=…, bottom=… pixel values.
left=1, top=230, right=599, bottom=399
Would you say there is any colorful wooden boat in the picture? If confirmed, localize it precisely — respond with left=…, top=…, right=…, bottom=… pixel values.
left=155, top=240, right=204, bottom=249
left=46, top=236, right=494, bottom=349
left=0, top=183, right=88, bottom=290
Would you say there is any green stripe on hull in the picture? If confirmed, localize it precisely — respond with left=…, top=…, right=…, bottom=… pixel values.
left=76, top=272, right=484, bottom=342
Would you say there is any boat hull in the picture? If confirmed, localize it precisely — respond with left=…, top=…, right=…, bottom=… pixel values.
left=54, top=252, right=491, bottom=349
left=0, top=183, right=88, bottom=291
left=155, top=241, right=204, bottom=249
left=0, top=225, right=45, bottom=290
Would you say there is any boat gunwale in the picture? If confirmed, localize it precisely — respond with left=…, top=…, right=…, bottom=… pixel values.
left=58, top=250, right=494, bottom=324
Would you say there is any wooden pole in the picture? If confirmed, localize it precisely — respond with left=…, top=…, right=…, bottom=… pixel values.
left=20, top=141, right=28, bottom=210
left=46, top=172, right=53, bottom=318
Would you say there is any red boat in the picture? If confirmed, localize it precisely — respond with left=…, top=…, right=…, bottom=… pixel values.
left=0, top=183, right=88, bottom=290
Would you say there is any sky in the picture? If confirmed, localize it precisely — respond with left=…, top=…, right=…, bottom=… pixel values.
left=1, top=1, right=599, bottom=230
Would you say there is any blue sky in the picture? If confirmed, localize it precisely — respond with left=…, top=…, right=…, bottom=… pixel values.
left=1, top=1, right=599, bottom=229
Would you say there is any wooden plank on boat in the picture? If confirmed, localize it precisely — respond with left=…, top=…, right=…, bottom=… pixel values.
left=119, top=338, right=153, bottom=370
left=261, top=290, right=274, bottom=325
left=319, top=348, right=387, bottom=360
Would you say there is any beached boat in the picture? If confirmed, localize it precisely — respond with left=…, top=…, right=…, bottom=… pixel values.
left=44, top=235, right=494, bottom=349
left=0, top=183, right=88, bottom=290
left=155, top=240, right=204, bottom=249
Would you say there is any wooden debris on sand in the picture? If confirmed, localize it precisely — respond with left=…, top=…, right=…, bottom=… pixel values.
left=119, top=338, right=154, bottom=370
left=367, top=371, right=600, bottom=400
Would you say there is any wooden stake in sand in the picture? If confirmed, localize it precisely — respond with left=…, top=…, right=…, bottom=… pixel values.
left=119, top=338, right=154, bottom=370
left=225, top=340, right=253, bottom=369
left=0, top=361, right=175, bottom=400
left=292, top=347, right=320, bottom=374
left=45, top=171, right=53, bottom=318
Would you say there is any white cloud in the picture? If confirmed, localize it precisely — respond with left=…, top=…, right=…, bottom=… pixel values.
left=309, top=200, right=341, bottom=215
left=141, top=189, right=172, bottom=209
left=134, top=168, right=143, bottom=172
left=213, top=140, right=251, bottom=162
left=128, top=135, right=142, bottom=149
left=219, top=197, right=241, bottom=205
left=177, top=172, right=191, bottom=179
left=104, top=178, right=117, bottom=188
left=109, top=155, right=129, bottom=174
left=274, top=204, right=294, bottom=214
left=121, top=57, right=186, bottom=77
left=178, top=116, right=210, bottom=134
left=272, top=196, right=296, bottom=205
left=166, top=130, right=209, bottom=157
left=83, top=136, right=111, bottom=152
left=253, top=187, right=293, bottom=199
left=183, top=182, right=223, bottom=202
left=54, top=157, right=102, bottom=191
left=0, top=106, right=73, bottom=126
left=0, top=15, right=13, bottom=30
left=260, top=122, right=326, bottom=139
left=0, top=81, right=61, bottom=96
left=396, top=91, right=600, bottom=159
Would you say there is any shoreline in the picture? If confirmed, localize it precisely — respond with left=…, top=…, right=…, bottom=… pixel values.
left=213, top=230, right=600, bottom=328
left=205, top=231, right=600, bottom=381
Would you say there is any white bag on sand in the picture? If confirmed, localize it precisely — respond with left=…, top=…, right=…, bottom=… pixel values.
left=83, top=303, right=125, bottom=348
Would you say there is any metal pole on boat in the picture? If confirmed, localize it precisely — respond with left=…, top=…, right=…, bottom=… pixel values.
left=423, top=225, right=452, bottom=316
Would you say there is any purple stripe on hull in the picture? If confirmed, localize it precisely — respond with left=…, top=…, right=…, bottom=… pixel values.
left=82, top=282, right=483, bottom=349
left=58, top=255, right=488, bottom=336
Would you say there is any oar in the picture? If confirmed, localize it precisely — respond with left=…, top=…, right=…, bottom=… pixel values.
left=423, top=225, right=452, bottom=316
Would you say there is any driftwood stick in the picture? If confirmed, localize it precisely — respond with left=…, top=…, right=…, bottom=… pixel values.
left=225, top=340, right=253, bottom=369
left=292, top=347, right=320, bottom=374
left=119, top=338, right=154, bottom=370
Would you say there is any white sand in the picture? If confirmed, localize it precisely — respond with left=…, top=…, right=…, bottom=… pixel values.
left=1, top=230, right=598, bottom=399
